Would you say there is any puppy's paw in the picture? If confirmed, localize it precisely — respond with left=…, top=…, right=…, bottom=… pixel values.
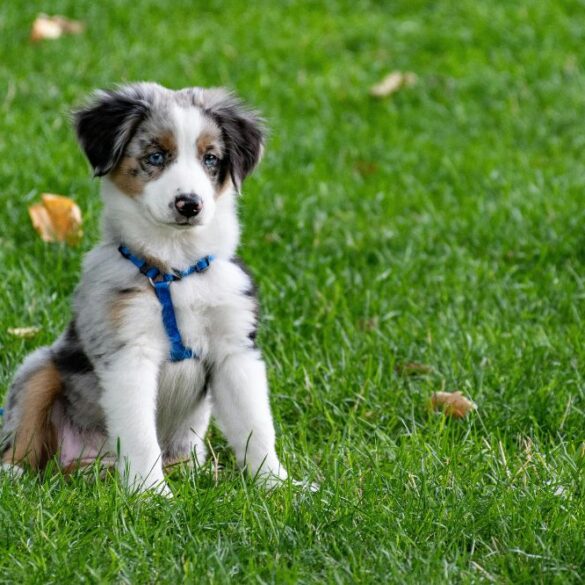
left=120, top=465, right=173, bottom=498
left=0, top=463, right=24, bottom=478
left=152, top=480, right=174, bottom=499
left=292, top=478, right=320, bottom=493
left=257, top=472, right=319, bottom=493
left=130, top=477, right=173, bottom=499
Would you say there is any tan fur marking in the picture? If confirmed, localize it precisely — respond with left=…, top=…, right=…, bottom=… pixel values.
left=110, top=157, right=146, bottom=197
left=196, top=129, right=221, bottom=158
left=109, top=290, right=143, bottom=327
left=158, top=131, right=177, bottom=155
left=4, top=362, right=62, bottom=469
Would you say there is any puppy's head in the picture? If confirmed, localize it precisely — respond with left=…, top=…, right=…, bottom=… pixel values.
left=74, top=83, right=264, bottom=228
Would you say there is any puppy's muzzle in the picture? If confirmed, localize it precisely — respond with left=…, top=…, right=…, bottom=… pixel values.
left=175, top=194, right=203, bottom=218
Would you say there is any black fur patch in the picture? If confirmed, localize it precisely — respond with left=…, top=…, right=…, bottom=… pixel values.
left=52, top=322, right=94, bottom=375
left=231, top=257, right=260, bottom=346
left=116, top=287, right=141, bottom=295
left=201, top=360, right=213, bottom=397
left=231, top=257, right=258, bottom=298
left=74, top=86, right=153, bottom=177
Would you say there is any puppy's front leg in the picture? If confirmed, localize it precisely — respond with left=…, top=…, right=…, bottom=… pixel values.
left=98, top=348, right=168, bottom=495
left=212, top=351, right=288, bottom=485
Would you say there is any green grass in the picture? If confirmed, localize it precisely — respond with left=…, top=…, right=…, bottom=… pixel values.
left=1, top=0, right=585, bottom=582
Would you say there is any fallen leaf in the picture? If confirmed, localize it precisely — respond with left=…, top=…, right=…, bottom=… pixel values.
left=28, top=193, right=83, bottom=245
left=431, top=391, right=477, bottom=419
left=396, top=362, right=434, bottom=377
left=370, top=71, right=417, bottom=98
left=7, top=326, right=41, bottom=338
left=30, top=14, right=85, bottom=42
left=353, top=160, right=379, bottom=177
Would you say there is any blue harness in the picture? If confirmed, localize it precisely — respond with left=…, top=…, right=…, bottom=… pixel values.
left=118, top=245, right=214, bottom=362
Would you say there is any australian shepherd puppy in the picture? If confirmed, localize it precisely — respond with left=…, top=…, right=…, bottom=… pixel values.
left=1, top=83, right=293, bottom=495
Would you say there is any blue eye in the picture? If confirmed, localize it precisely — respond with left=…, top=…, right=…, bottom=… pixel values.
left=203, top=153, right=219, bottom=169
left=147, top=152, right=165, bottom=166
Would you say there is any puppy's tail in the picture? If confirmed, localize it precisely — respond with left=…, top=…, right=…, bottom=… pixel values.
left=2, top=347, right=62, bottom=470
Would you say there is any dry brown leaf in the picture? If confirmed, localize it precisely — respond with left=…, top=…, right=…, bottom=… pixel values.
left=7, top=326, right=41, bottom=338
left=370, top=71, right=417, bottom=98
left=30, top=14, right=85, bottom=42
left=28, top=193, right=83, bottom=245
left=396, top=362, right=434, bottom=377
left=431, top=391, right=477, bottom=419
left=353, top=160, right=379, bottom=177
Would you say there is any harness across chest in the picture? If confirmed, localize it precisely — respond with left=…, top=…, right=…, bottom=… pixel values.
left=118, top=245, right=215, bottom=362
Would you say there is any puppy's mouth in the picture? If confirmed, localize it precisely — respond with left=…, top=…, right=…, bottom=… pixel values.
left=162, top=217, right=206, bottom=230
left=173, top=216, right=203, bottom=228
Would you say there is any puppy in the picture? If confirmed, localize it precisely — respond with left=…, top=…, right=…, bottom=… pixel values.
left=1, top=83, right=291, bottom=495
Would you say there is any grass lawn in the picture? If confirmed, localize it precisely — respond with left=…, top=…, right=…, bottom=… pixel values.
left=1, top=0, right=585, bottom=582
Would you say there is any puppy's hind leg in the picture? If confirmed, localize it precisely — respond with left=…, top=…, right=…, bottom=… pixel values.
left=2, top=347, right=61, bottom=472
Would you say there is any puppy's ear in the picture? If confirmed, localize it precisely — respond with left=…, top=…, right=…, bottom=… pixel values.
left=73, top=86, right=152, bottom=177
left=201, top=89, right=265, bottom=193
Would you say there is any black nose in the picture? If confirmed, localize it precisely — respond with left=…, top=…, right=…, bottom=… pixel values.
left=175, top=194, right=203, bottom=218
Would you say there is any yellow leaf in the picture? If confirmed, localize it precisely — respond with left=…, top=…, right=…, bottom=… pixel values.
left=430, top=391, right=477, bottom=419
left=28, top=193, right=83, bottom=245
left=370, top=71, right=417, bottom=98
left=7, top=326, right=41, bottom=338
left=30, top=14, right=85, bottom=42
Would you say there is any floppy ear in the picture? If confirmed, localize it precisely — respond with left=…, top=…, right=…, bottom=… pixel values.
left=201, top=89, right=265, bottom=193
left=73, top=86, right=152, bottom=177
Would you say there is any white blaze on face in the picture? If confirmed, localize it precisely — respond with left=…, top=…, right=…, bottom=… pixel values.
left=141, top=104, right=217, bottom=227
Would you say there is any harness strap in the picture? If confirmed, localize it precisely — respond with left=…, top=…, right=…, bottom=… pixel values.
left=118, top=245, right=215, bottom=362
left=153, top=279, right=194, bottom=361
